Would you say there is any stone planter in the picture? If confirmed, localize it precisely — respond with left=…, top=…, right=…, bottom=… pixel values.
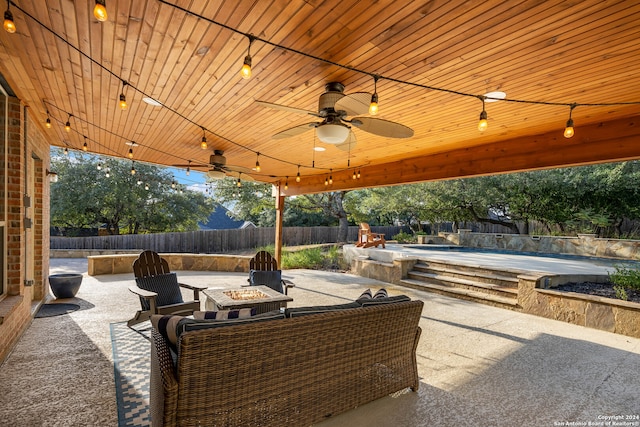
left=416, top=235, right=429, bottom=244
left=48, top=273, right=83, bottom=299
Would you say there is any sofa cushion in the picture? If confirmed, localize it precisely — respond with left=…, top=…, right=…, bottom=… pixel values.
left=193, top=308, right=256, bottom=320
left=176, top=310, right=285, bottom=342
left=358, top=295, right=411, bottom=307
left=135, top=273, right=183, bottom=311
left=285, top=302, right=361, bottom=318
left=249, top=269, right=283, bottom=293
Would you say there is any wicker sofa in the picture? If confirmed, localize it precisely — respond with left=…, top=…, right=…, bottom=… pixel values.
left=150, top=297, right=424, bottom=427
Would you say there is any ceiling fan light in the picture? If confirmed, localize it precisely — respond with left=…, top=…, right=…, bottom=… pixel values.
left=316, top=123, right=350, bottom=144
left=207, top=169, right=225, bottom=179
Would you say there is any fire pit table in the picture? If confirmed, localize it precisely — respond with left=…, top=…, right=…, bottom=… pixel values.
left=203, top=286, right=293, bottom=314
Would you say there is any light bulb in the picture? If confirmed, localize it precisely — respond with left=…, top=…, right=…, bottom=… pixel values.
left=357, top=170, right=361, bottom=179
left=131, top=166, right=136, bottom=175
left=97, top=162, right=102, bottom=170
left=201, top=136, right=207, bottom=150
left=137, top=179, right=142, bottom=185
left=4, top=9, right=15, bottom=34
left=369, top=93, right=379, bottom=115
left=478, top=110, right=488, bottom=132
left=105, top=170, right=110, bottom=178
left=329, top=172, right=333, bottom=185
left=45, top=118, right=52, bottom=128
left=171, top=181, right=176, bottom=189
left=128, top=148, right=133, bottom=159
left=236, top=178, right=242, bottom=188
left=144, top=183, right=149, bottom=190
left=296, top=170, right=301, bottom=182
left=255, top=154, right=261, bottom=172
left=284, top=178, right=288, bottom=190
left=64, top=147, right=69, bottom=156
left=324, top=177, right=328, bottom=186
left=82, top=141, right=88, bottom=151
left=119, top=93, right=127, bottom=110
left=186, top=166, right=190, bottom=176
left=240, top=55, right=252, bottom=79
left=564, top=118, right=575, bottom=138
left=352, top=171, right=357, bottom=180
left=65, top=121, right=71, bottom=132
left=94, top=0, right=107, bottom=22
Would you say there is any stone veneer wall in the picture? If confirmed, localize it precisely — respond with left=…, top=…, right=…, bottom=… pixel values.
left=440, top=231, right=640, bottom=260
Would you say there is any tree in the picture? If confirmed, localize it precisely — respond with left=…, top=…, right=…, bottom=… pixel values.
left=50, top=150, right=212, bottom=235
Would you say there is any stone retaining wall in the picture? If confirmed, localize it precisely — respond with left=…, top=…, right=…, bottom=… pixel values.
left=87, top=253, right=253, bottom=276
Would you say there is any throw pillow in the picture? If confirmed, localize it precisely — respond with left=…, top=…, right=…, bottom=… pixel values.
left=151, top=314, right=183, bottom=350
left=373, top=288, right=388, bottom=299
left=249, top=269, right=284, bottom=293
left=357, top=288, right=373, bottom=300
left=193, top=308, right=256, bottom=320
left=135, top=273, right=183, bottom=311
left=358, top=295, right=411, bottom=307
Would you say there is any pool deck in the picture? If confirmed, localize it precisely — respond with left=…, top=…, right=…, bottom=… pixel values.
left=358, top=243, right=623, bottom=275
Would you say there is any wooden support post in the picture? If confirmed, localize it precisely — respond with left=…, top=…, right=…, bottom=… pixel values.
left=274, top=185, right=285, bottom=267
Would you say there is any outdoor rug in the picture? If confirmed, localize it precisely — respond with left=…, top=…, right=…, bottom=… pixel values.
left=110, top=322, right=152, bottom=427
left=35, top=303, right=80, bottom=318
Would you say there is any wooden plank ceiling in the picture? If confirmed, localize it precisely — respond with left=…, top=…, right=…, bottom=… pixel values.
left=1, top=0, right=640, bottom=195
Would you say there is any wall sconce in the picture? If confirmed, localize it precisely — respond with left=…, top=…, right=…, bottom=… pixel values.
left=46, top=169, right=58, bottom=183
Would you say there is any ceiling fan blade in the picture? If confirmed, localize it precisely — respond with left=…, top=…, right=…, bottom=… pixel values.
left=272, top=122, right=317, bottom=139
left=334, top=92, right=371, bottom=116
left=352, top=116, right=414, bottom=138
left=334, top=132, right=357, bottom=151
left=225, top=171, right=255, bottom=181
left=224, top=165, right=254, bottom=174
left=255, top=100, right=317, bottom=116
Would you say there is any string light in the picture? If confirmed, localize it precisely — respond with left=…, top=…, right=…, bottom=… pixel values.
left=564, top=103, right=577, bottom=138
left=171, top=180, right=176, bottom=189
left=477, top=96, right=488, bottom=132
left=329, top=169, right=333, bottom=185
left=255, top=152, right=261, bottom=172
left=105, top=168, right=110, bottom=178
left=64, top=147, right=69, bottom=156
left=200, top=127, right=207, bottom=150
left=144, top=182, right=149, bottom=190
left=119, top=81, right=128, bottom=110
left=324, top=176, right=329, bottom=186
left=130, top=162, right=136, bottom=175
left=352, top=170, right=357, bottom=180
left=97, top=162, right=102, bottom=170
left=137, top=178, right=143, bottom=185
left=45, top=110, right=52, bottom=128
left=357, top=169, right=361, bottom=179
left=236, top=176, right=242, bottom=187
left=186, top=161, right=191, bottom=176
left=296, top=165, right=301, bottom=182
left=284, top=177, right=288, bottom=190
left=128, top=147, right=134, bottom=159
left=82, top=136, right=88, bottom=151
left=93, top=0, right=107, bottom=22
left=369, top=75, right=379, bottom=115
left=4, top=0, right=15, bottom=34
left=64, top=114, right=72, bottom=132
left=240, top=35, right=255, bottom=79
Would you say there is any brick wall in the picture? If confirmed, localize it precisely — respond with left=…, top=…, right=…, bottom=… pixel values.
left=0, top=98, right=51, bottom=363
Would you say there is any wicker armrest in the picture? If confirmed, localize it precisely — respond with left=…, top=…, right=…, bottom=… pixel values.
left=150, top=330, right=179, bottom=426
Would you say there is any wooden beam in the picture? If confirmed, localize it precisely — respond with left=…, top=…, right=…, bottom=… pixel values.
left=273, top=185, right=285, bottom=267
left=283, top=116, right=640, bottom=196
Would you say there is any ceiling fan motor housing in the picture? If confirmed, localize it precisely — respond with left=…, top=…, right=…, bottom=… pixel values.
left=210, top=150, right=227, bottom=166
left=318, top=82, right=346, bottom=113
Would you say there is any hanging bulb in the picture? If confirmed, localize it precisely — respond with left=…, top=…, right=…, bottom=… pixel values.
left=128, top=147, right=134, bottom=159
left=144, top=182, right=149, bottom=190
left=564, top=104, right=577, bottom=138
left=119, top=93, right=127, bottom=110
left=284, top=177, right=289, bottom=190
left=137, top=178, right=142, bottom=185
left=171, top=180, right=176, bottom=189
left=352, top=170, right=357, bottom=180
left=97, top=162, right=102, bottom=170
left=186, top=161, right=191, bottom=176
left=296, top=165, right=301, bottom=182
left=64, top=147, right=69, bottom=156
left=255, top=153, right=261, bottom=172
left=130, top=164, right=136, bottom=175
left=329, top=170, right=333, bottom=185
left=45, top=117, right=52, bottom=129
left=369, top=75, right=379, bottom=115
left=94, top=0, right=107, bottom=22
left=105, top=168, right=110, bottom=178
left=4, top=3, right=15, bottom=34
left=357, top=169, right=361, bottom=179
left=477, top=97, right=488, bottom=132
left=201, top=128, right=208, bottom=149
left=65, top=115, right=72, bottom=132
left=236, top=177, right=242, bottom=188
left=82, top=139, right=88, bottom=151
left=240, top=35, right=255, bottom=79
left=324, top=176, right=329, bottom=186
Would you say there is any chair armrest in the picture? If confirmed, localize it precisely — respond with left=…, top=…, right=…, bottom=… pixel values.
left=128, top=285, right=157, bottom=298
left=282, top=279, right=295, bottom=288
left=178, top=282, right=207, bottom=291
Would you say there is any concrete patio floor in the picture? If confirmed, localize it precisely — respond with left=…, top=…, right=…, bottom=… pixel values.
left=0, top=256, right=639, bottom=426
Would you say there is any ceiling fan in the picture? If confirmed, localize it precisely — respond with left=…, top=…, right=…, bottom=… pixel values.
left=256, top=82, right=414, bottom=149
left=173, top=150, right=255, bottom=181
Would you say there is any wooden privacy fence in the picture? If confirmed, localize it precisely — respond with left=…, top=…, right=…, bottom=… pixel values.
left=50, top=226, right=409, bottom=253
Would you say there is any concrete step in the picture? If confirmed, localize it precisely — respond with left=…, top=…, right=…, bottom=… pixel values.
left=400, top=278, right=519, bottom=310
left=407, top=270, right=518, bottom=299
left=412, top=261, right=521, bottom=287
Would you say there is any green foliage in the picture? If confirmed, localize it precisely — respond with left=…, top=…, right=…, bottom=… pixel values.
left=609, top=264, right=640, bottom=292
left=613, top=285, right=629, bottom=301
left=50, top=149, right=213, bottom=234
left=392, top=231, right=415, bottom=243
left=280, top=246, right=347, bottom=270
